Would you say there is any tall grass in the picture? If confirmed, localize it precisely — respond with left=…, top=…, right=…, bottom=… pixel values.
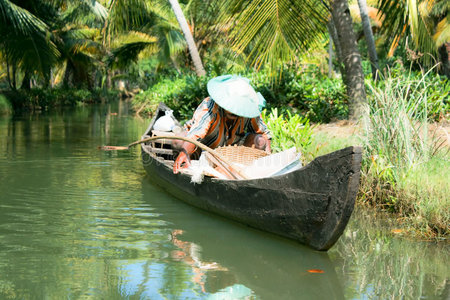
left=360, top=71, right=449, bottom=237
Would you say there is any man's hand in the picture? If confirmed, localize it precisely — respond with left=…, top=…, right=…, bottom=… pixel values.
left=244, top=134, right=271, bottom=154
left=173, top=150, right=191, bottom=174
left=265, top=139, right=271, bottom=154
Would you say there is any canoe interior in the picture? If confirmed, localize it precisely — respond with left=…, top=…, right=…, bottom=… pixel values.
left=141, top=103, right=362, bottom=251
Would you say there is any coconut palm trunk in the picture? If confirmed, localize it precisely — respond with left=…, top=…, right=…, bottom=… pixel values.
left=327, top=20, right=345, bottom=80
left=168, top=0, right=206, bottom=76
left=438, top=42, right=450, bottom=78
left=331, top=0, right=367, bottom=119
left=357, top=0, right=379, bottom=80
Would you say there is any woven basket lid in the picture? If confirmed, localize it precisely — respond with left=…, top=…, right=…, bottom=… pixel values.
left=214, top=145, right=268, bottom=166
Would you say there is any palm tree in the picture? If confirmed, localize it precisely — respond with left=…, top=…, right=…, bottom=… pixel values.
left=378, top=0, right=450, bottom=76
left=168, top=0, right=206, bottom=76
left=356, top=0, right=379, bottom=79
left=0, top=0, right=109, bottom=89
left=55, top=1, right=110, bottom=88
left=218, top=0, right=367, bottom=119
left=0, top=0, right=59, bottom=89
left=331, top=0, right=367, bottom=118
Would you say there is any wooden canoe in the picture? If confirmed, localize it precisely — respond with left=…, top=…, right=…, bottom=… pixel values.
left=141, top=103, right=362, bottom=251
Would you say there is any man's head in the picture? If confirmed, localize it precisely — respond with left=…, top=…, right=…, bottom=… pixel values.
left=207, top=75, right=266, bottom=118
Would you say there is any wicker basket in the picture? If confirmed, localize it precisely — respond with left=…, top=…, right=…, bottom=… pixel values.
left=214, top=145, right=268, bottom=166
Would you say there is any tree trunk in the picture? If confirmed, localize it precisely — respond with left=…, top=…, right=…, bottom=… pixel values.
left=438, top=42, right=450, bottom=79
left=63, top=61, right=74, bottom=88
left=6, top=59, right=13, bottom=90
left=331, top=0, right=367, bottom=120
left=357, top=0, right=379, bottom=80
left=12, top=63, right=17, bottom=90
left=327, top=20, right=346, bottom=81
left=21, top=71, right=31, bottom=90
left=328, top=37, right=333, bottom=78
left=168, top=0, right=206, bottom=76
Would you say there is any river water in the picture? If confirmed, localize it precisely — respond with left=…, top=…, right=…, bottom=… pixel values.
left=0, top=102, right=448, bottom=299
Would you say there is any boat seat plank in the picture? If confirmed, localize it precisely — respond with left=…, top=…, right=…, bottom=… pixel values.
left=149, top=148, right=174, bottom=155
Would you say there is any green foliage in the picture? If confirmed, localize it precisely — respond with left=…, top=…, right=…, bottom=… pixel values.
left=133, top=76, right=188, bottom=117
left=366, top=63, right=449, bottom=121
left=133, top=75, right=210, bottom=120
left=360, top=69, right=448, bottom=235
left=0, top=0, right=59, bottom=81
left=218, top=0, right=329, bottom=71
left=249, top=67, right=349, bottom=122
left=2, top=88, right=119, bottom=110
left=284, top=76, right=348, bottom=123
left=261, top=108, right=313, bottom=156
left=400, top=156, right=450, bottom=236
left=377, top=0, right=449, bottom=68
left=133, top=67, right=349, bottom=124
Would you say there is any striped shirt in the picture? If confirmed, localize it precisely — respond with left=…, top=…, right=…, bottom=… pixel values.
left=185, top=97, right=271, bottom=149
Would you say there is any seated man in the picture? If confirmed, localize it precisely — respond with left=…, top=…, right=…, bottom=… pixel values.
left=173, top=75, right=271, bottom=174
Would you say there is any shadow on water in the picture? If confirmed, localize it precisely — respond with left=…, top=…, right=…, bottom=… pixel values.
left=141, top=178, right=345, bottom=300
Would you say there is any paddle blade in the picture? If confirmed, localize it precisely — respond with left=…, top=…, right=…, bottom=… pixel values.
left=98, top=145, right=129, bottom=151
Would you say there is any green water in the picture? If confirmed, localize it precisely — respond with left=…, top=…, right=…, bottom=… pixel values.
left=0, top=102, right=448, bottom=299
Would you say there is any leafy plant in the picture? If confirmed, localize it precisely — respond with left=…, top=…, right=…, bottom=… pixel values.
left=262, top=108, right=313, bottom=157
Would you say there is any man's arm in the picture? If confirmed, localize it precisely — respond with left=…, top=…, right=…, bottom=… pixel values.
left=173, top=98, right=216, bottom=174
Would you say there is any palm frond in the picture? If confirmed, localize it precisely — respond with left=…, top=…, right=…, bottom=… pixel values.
left=84, top=0, right=108, bottom=20
left=107, top=0, right=152, bottom=33
left=0, top=0, right=47, bottom=35
left=433, top=18, right=450, bottom=47
left=61, top=1, right=107, bottom=26
left=111, top=31, right=157, bottom=48
left=108, top=31, right=158, bottom=69
left=0, top=0, right=59, bottom=76
left=218, top=0, right=329, bottom=70
left=378, top=0, right=447, bottom=66
left=143, top=2, right=190, bottom=63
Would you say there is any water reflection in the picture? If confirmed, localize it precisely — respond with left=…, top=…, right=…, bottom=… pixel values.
left=331, top=207, right=450, bottom=299
left=140, top=180, right=345, bottom=299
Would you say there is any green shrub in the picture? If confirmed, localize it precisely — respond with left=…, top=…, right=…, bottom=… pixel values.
left=133, top=75, right=211, bottom=120
left=360, top=70, right=448, bottom=236
left=170, top=76, right=209, bottom=120
left=284, top=76, right=348, bottom=122
left=248, top=67, right=348, bottom=122
left=261, top=108, right=313, bottom=158
left=134, top=67, right=349, bottom=123
left=133, top=77, right=189, bottom=117
left=2, top=88, right=119, bottom=111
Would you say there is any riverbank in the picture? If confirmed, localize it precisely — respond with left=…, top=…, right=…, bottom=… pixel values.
left=0, top=88, right=121, bottom=112
left=312, top=120, right=449, bottom=239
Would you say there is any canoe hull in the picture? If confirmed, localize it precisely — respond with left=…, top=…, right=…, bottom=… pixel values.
left=141, top=143, right=361, bottom=251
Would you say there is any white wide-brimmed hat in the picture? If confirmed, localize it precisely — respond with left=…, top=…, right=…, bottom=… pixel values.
left=207, top=75, right=266, bottom=118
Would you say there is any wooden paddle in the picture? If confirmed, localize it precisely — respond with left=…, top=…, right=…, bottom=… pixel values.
left=99, top=135, right=248, bottom=180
